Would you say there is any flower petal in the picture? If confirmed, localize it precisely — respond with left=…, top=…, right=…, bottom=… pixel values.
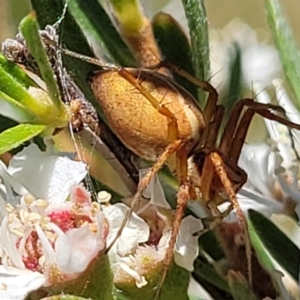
left=270, top=269, right=293, bottom=300
left=235, top=188, right=284, bottom=218
left=0, top=160, right=28, bottom=201
left=238, top=143, right=283, bottom=199
left=242, top=45, right=281, bottom=89
left=55, top=225, right=103, bottom=273
left=8, top=144, right=87, bottom=203
left=104, top=203, right=149, bottom=256
left=174, top=216, right=203, bottom=271
left=118, top=261, right=147, bottom=288
left=255, top=83, right=299, bottom=171
left=0, top=266, right=45, bottom=300
left=139, top=169, right=171, bottom=210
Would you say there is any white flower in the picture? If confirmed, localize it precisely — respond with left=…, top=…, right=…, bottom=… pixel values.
left=104, top=170, right=203, bottom=288
left=211, top=20, right=281, bottom=93
left=0, top=144, right=107, bottom=298
left=242, top=45, right=281, bottom=89
left=239, top=143, right=283, bottom=198
left=230, top=79, right=300, bottom=219
left=0, top=266, right=45, bottom=300
left=7, top=143, right=87, bottom=204
left=228, top=143, right=285, bottom=219
left=0, top=185, right=107, bottom=294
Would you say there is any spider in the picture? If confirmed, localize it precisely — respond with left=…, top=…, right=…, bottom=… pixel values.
left=62, top=48, right=300, bottom=299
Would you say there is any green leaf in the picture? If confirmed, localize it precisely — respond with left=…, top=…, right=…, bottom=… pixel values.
left=31, top=0, right=105, bottom=120
left=247, top=212, right=274, bottom=272
left=198, top=230, right=224, bottom=261
left=0, top=64, right=49, bottom=120
left=248, top=209, right=300, bottom=281
left=0, top=90, right=38, bottom=123
left=109, top=0, right=143, bottom=34
left=0, top=123, right=46, bottom=154
left=152, top=13, right=197, bottom=99
left=265, top=0, right=300, bottom=109
left=42, top=296, right=91, bottom=300
left=0, top=64, right=37, bottom=108
left=19, top=13, right=63, bottom=110
left=67, top=0, right=137, bottom=66
left=0, top=55, right=37, bottom=88
left=193, top=258, right=230, bottom=293
left=182, top=0, right=210, bottom=107
left=222, top=43, right=242, bottom=119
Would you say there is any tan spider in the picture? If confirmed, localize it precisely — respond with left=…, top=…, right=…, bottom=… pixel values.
left=62, top=48, right=300, bottom=299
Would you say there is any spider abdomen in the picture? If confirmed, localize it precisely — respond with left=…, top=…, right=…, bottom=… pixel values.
left=91, top=69, right=205, bottom=161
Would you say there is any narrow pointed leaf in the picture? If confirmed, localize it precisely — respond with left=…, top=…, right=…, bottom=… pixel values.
left=248, top=209, right=300, bottom=281
left=19, top=13, right=64, bottom=110
left=222, top=43, right=242, bottom=119
left=42, top=296, right=90, bottom=300
left=0, top=123, right=46, bottom=154
left=0, top=65, right=47, bottom=118
left=265, top=0, right=300, bottom=109
left=152, top=13, right=197, bottom=99
left=0, top=90, right=38, bottom=123
left=53, top=128, right=133, bottom=197
left=68, top=0, right=137, bottom=66
left=0, top=55, right=37, bottom=88
left=193, top=259, right=230, bottom=293
left=247, top=212, right=274, bottom=272
left=31, top=0, right=105, bottom=120
left=182, top=0, right=210, bottom=107
left=198, top=230, right=224, bottom=261
left=109, top=0, right=143, bottom=35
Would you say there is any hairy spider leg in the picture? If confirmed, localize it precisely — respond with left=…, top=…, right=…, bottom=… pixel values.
left=204, top=98, right=300, bottom=285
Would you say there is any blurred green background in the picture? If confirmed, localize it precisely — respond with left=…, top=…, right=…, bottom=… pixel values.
left=1, top=0, right=299, bottom=43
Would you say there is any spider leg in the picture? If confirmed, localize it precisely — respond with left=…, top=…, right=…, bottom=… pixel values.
left=203, top=105, right=225, bottom=149
left=206, top=99, right=300, bottom=286
left=207, top=151, right=252, bottom=285
left=157, top=61, right=231, bottom=152
left=154, top=144, right=190, bottom=300
left=156, top=64, right=253, bottom=285
left=106, top=139, right=183, bottom=252
left=219, top=98, right=300, bottom=163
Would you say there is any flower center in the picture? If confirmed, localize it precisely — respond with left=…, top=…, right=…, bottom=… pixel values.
left=48, top=210, right=92, bottom=232
left=2, top=190, right=104, bottom=277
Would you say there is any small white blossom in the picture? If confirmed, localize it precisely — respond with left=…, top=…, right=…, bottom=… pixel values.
left=104, top=170, right=203, bottom=288
left=231, top=79, right=300, bottom=218
left=0, top=184, right=107, bottom=286
left=0, top=144, right=107, bottom=298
